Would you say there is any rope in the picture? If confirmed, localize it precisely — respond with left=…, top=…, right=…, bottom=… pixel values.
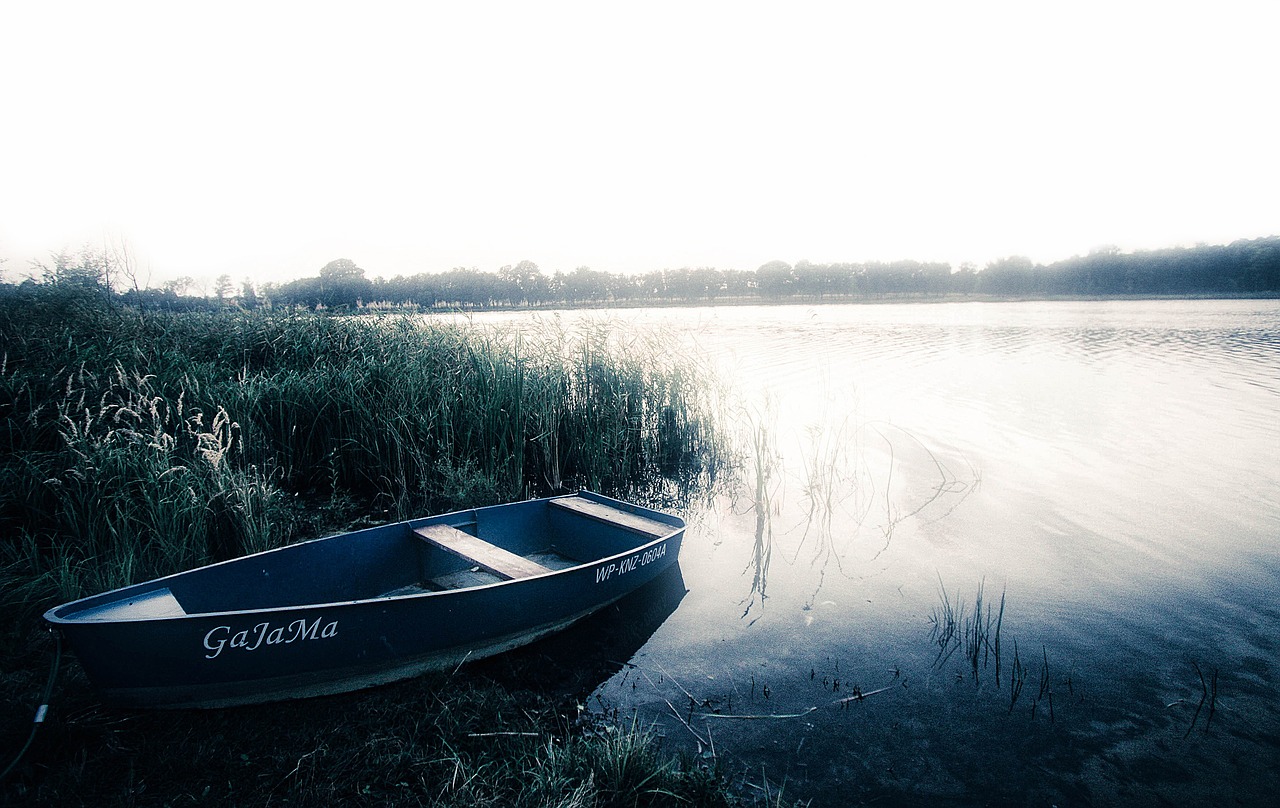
left=0, top=630, right=62, bottom=783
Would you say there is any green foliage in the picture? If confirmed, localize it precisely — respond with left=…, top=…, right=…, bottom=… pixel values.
left=0, top=285, right=735, bottom=802
left=31, top=248, right=115, bottom=293
left=0, top=292, right=723, bottom=623
left=270, top=257, right=374, bottom=309
left=0, top=363, right=284, bottom=618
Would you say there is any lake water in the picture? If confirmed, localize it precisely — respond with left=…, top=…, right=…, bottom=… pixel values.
left=476, top=300, right=1280, bottom=806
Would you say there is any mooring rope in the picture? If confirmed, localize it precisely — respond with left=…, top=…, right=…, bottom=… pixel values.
left=0, top=630, right=62, bottom=783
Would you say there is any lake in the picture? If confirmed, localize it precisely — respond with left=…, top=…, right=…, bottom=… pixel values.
left=475, top=299, right=1280, bottom=806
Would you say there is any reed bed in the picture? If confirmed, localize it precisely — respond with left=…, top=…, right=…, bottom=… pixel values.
left=0, top=294, right=742, bottom=806
left=0, top=298, right=725, bottom=626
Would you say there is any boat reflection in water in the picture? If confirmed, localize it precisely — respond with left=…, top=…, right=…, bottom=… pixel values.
left=475, top=563, right=687, bottom=698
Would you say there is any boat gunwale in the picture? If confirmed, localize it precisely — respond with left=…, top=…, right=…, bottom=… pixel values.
left=43, top=494, right=685, bottom=626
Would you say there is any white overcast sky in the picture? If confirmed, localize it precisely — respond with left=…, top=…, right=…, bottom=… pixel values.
left=2, top=1, right=1277, bottom=286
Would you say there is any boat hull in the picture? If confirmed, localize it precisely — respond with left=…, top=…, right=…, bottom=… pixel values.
left=45, top=492, right=684, bottom=708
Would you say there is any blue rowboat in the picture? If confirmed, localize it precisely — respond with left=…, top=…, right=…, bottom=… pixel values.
left=44, top=491, right=685, bottom=709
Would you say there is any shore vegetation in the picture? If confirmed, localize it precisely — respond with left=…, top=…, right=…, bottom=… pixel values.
left=0, top=277, right=743, bottom=806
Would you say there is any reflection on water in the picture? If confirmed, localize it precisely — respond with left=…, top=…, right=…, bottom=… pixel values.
left=477, top=300, right=1280, bottom=805
left=738, top=401, right=779, bottom=622
left=735, top=397, right=981, bottom=623
left=474, top=563, right=687, bottom=699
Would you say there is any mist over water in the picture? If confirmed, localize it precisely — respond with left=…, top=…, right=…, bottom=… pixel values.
left=476, top=300, right=1280, bottom=805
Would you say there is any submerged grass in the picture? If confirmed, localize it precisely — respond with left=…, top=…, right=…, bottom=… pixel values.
left=929, top=578, right=1006, bottom=688
left=929, top=579, right=1069, bottom=723
left=0, top=293, right=740, bottom=806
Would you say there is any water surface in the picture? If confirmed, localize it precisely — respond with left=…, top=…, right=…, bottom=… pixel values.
left=478, top=300, right=1280, bottom=805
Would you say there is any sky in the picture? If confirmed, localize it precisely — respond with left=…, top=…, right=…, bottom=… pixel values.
left=2, top=1, right=1278, bottom=288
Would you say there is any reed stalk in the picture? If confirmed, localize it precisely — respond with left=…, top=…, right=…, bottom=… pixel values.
left=1009, top=640, right=1026, bottom=714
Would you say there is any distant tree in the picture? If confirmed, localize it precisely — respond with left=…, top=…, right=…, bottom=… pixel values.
left=419, top=267, right=501, bottom=307
left=791, top=260, right=860, bottom=298
left=213, top=274, right=234, bottom=302
left=497, top=260, right=546, bottom=305
left=110, top=239, right=148, bottom=306
left=662, top=268, right=694, bottom=300
left=721, top=268, right=756, bottom=297
left=876, top=261, right=927, bottom=294
left=164, top=276, right=196, bottom=296
left=688, top=267, right=724, bottom=300
left=32, top=249, right=112, bottom=291
left=319, top=258, right=364, bottom=282
left=791, top=260, right=819, bottom=296
left=258, top=281, right=280, bottom=307
left=560, top=266, right=611, bottom=303
left=25, top=248, right=117, bottom=311
left=976, top=256, right=1037, bottom=296
left=952, top=263, right=978, bottom=295
left=756, top=260, right=794, bottom=297
left=636, top=269, right=668, bottom=298
left=1238, top=238, right=1280, bottom=291
left=273, top=276, right=324, bottom=309
left=240, top=278, right=259, bottom=309
left=316, top=258, right=373, bottom=309
left=915, top=262, right=952, bottom=295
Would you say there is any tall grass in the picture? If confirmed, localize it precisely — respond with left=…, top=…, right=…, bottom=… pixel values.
left=0, top=364, right=282, bottom=617
left=0, top=297, right=725, bottom=627
left=0, top=292, right=756, bottom=807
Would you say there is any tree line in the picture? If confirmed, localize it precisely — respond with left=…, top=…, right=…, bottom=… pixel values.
left=5, top=237, right=1279, bottom=311
left=271, top=238, right=1280, bottom=309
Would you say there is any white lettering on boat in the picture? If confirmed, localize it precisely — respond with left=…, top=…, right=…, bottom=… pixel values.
left=202, top=616, right=338, bottom=659
left=594, top=542, right=667, bottom=584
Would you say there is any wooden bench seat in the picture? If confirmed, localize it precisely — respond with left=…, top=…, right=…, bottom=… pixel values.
left=549, top=497, right=672, bottom=537
left=413, top=524, right=551, bottom=580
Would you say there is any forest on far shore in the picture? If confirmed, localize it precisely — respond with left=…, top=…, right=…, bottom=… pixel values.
left=6, top=236, right=1280, bottom=311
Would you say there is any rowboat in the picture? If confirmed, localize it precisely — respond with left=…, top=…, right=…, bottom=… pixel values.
left=44, top=491, right=685, bottom=708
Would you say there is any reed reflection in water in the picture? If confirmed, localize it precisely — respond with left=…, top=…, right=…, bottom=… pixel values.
left=732, top=388, right=980, bottom=623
